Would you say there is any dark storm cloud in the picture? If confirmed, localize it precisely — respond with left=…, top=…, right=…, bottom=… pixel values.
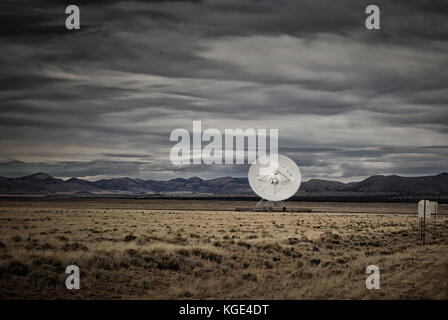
left=0, top=2, right=63, bottom=38
left=0, top=0, right=447, bottom=181
left=102, top=153, right=152, bottom=158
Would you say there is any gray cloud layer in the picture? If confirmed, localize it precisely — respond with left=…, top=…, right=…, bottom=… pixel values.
left=0, top=0, right=447, bottom=182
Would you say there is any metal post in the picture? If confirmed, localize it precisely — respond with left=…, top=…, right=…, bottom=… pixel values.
left=418, top=216, right=421, bottom=243
left=418, top=201, right=422, bottom=244
left=420, top=218, right=423, bottom=244
left=433, top=214, right=436, bottom=241
left=423, top=201, right=426, bottom=245
left=433, top=202, right=437, bottom=241
left=419, top=217, right=423, bottom=244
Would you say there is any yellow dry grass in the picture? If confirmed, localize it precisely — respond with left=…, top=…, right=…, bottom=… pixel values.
left=0, top=199, right=447, bottom=299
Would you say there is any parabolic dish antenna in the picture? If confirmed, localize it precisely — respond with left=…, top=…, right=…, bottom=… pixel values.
left=248, top=154, right=301, bottom=202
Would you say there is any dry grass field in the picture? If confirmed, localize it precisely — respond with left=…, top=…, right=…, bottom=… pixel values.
left=0, top=198, right=447, bottom=299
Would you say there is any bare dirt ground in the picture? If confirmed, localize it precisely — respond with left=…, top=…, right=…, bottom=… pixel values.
left=0, top=198, right=447, bottom=299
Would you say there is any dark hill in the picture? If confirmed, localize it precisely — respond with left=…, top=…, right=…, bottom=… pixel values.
left=0, top=172, right=446, bottom=200
left=348, top=173, right=448, bottom=196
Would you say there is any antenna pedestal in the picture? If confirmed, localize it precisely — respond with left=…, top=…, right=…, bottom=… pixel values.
left=256, top=199, right=286, bottom=211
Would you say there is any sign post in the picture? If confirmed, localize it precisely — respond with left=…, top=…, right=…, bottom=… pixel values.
left=418, top=200, right=437, bottom=245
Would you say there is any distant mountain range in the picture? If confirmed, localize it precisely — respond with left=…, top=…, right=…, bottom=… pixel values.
left=0, top=172, right=447, bottom=201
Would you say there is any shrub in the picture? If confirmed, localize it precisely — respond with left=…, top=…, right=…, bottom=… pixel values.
left=63, top=242, right=88, bottom=251
left=93, top=256, right=114, bottom=270
left=6, top=261, right=29, bottom=276
left=29, top=269, right=58, bottom=288
left=220, top=265, right=231, bottom=274
left=124, top=234, right=136, bottom=242
left=241, top=272, right=257, bottom=282
left=157, top=256, right=180, bottom=271
left=310, top=258, right=321, bottom=266
left=292, top=270, right=313, bottom=279
left=32, top=257, right=64, bottom=272
left=237, top=241, right=251, bottom=249
left=177, top=249, right=190, bottom=257
left=222, top=261, right=235, bottom=270
left=191, top=249, right=222, bottom=263
left=25, top=241, right=56, bottom=251
left=320, top=232, right=342, bottom=244
left=125, top=248, right=139, bottom=257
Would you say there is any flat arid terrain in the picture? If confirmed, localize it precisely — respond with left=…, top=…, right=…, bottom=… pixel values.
left=0, top=198, right=447, bottom=299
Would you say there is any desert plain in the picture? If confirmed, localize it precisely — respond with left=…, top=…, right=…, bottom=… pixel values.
left=0, top=198, right=447, bottom=299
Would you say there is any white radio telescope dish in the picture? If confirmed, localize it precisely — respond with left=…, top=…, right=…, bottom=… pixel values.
left=248, top=154, right=301, bottom=202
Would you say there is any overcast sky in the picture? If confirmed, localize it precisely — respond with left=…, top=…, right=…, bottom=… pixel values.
left=0, top=0, right=447, bottom=182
